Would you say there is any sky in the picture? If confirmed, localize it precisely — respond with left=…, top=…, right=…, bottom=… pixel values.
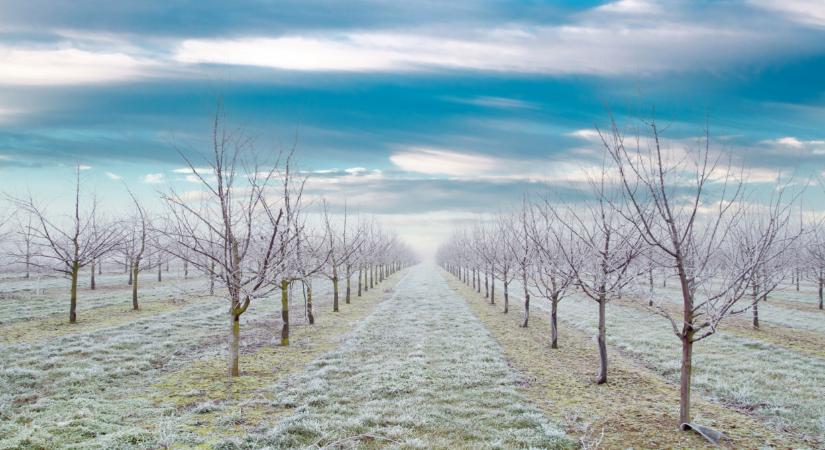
left=1, top=0, right=825, bottom=258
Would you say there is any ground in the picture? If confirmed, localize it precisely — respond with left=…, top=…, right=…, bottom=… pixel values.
left=1, top=265, right=823, bottom=448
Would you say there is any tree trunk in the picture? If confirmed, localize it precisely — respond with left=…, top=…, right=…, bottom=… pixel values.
left=596, top=295, right=607, bottom=384
left=521, top=271, right=529, bottom=327
left=484, top=271, right=489, bottom=298
left=157, top=259, right=162, bottom=282
left=229, top=310, right=240, bottom=376
left=679, top=333, right=694, bottom=425
left=676, top=261, right=694, bottom=426
left=132, top=263, right=139, bottom=310
left=358, top=267, right=363, bottom=297
left=752, top=281, right=759, bottom=329
left=209, top=260, right=215, bottom=295
left=490, top=276, right=495, bottom=305
left=504, top=280, right=509, bottom=314
left=550, top=298, right=559, bottom=349
left=98, top=260, right=102, bottom=275
left=370, top=265, right=374, bottom=289
left=69, top=262, right=79, bottom=323
left=307, top=284, right=315, bottom=325
left=818, top=275, right=823, bottom=310
left=345, top=265, right=351, bottom=304
left=90, top=259, right=96, bottom=290
left=281, top=279, right=290, bottom=346
left=127, top=258, right=133, bottom=286
left=332, top=276, right=340, bottom=312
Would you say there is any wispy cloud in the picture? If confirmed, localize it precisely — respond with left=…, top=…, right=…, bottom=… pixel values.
left=172, top=6, right=804, bottom=77
left=105, top=171, right=122, bottom=180
left=761, top=136, right=825, bottom=154
left=0, top=44, right=154, bottom=86
left=748, top=0, right=825, bottom=28
left=171, top=167, right=213, bottom=174
left=446, top=96, right=539, bottom=110
left=390, top=147, right=499, bottom=176
left=143, top=173, right=164, bottom=184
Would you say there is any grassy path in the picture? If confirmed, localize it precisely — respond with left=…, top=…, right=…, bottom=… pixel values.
left=458, top=275, right=814, bottom=448
left=249, top=264, right=572, bottom=449
left=0, top=270, right=397, bottom=449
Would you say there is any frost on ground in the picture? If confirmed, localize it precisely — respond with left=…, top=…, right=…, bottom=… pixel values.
left=0, top=273, right=346, bottom=449
left=554, top=294, right=825, bottom=443
left=244, top=265, right=572, bottom=449
left=649, top=282, right=825, bottom=334
left=0, top=271, right=204, bottom=325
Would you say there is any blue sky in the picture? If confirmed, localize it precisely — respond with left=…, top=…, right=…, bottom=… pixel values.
left=1, top=0, right=825, bottom=256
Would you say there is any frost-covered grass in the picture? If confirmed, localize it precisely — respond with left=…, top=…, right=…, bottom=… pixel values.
left=450, top=274, right=806, bottom=449
left=645, top=282, right=825, bottom=334
left=239, top=265, right=572, bottom=449
left=0, top=271, right=352, bottom=449
left=550, top=295, right=825, bottom=443
left=0, top=272, right=205, bottom=325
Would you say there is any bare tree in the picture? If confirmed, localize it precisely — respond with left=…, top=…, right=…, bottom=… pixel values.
left=551, top=167, right=643, bottom=384
left=490, top=218, right=517, bottom=314
left=806, top=220, right=825, bottom=310
left=601, top=114, right=794, bottom=425
left=321, top=200, right=362, bottom=313
left=731, top=211, right=798, bottom=328
left=529, top=199, right=578, bottom=349
left=160, top=107, right=288, bottom=376
left=275, top=158, right=306, bottom=346
left=15, top=165, right=121, bottom=323
left=501, top=201, right=535, bottom=327
left=121, top=188, right=161, bottom=310
left=12, top=212, right=35, bottom=279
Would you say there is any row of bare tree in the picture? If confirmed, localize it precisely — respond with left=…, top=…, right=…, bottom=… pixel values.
left=437, top=115, right=806, bottom=428
left=1, top=109, right=417, bottom=376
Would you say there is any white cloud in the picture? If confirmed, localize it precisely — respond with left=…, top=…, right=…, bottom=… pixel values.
left=0, top=44, right=153, bottom=86
left=105, top=171, right=122, bottom=180
left=78, top=165, right=92, bottom=171
left=748, top=0, right=825, bottom=28
left=172, top=167, right=213, bottom=174
left=143, top=173, right=164, bottom=184
left=173, top=10, right=791, bottom=77
left=390, top=147, right=499, bottom=176
left=448, top=96, right=539, bottom=110
left=762, top=136, right=825, bottom=154
left=594, top=0, right=662, bottom=15
left=568, top=129, right=601, bottom=140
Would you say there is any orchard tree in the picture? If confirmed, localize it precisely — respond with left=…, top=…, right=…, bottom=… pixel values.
left=15, top=165, right=121, bottom=323
left=501, top=202, right=535, bottom=327
left=492, top=216, right=517, bottom=313
left=806, top=220, right=825, bottom=310
left=528, top=199, right=578, bottom=349
left=121, top=189, right=161, bottom=310
left=601, top=114, right=794, bottom=425
left=12, top=212, right=35, bottom=279
left=550, top=167, right=643, bottom=384
left=730, top=211, right=798, bottom=328
left=161, top=107, right=288, bottom=377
